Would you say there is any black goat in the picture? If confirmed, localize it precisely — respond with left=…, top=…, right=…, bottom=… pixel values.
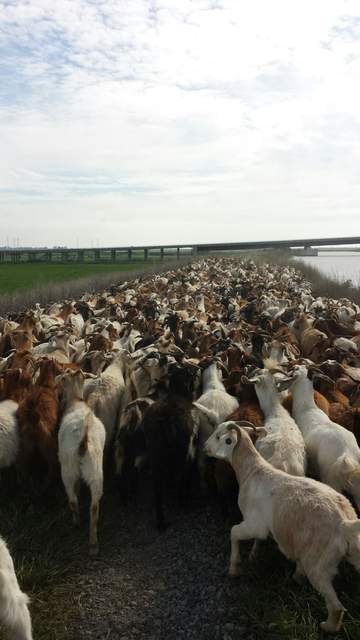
left=115, top=363, right=195, bottom=529
left=141, top=365, right=198, bottom=529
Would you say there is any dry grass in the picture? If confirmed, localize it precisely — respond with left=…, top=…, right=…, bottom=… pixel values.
left=0, top=495, right=81, bottom=640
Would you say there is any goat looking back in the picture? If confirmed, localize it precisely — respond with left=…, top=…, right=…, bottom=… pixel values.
left=205, top=422, right=360, bottom=634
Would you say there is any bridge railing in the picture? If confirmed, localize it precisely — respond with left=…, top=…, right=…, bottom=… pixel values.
left=0, top=237, right=359, bottom=264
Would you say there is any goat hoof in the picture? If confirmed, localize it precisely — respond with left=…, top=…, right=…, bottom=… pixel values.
left=228, top=565, right=241, bottom=578
left=89, top=544, right=99, bottom=557
left=320, top=609, right=345, bottom=634
left=292, top=571, right=306, bottom=585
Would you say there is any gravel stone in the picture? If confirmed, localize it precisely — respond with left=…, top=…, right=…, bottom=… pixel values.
left=62, top=490, right=251, bottom=640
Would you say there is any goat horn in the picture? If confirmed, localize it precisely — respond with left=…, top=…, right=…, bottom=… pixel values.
left=232, top=420, right=257, bottom=430
left=268, top=367, right=287, bottom=375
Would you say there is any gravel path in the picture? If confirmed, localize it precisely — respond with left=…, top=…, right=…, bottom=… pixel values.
left=62, top=486, right=254, bottom=640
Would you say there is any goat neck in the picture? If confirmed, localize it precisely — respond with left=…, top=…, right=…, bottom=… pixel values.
left=231, top=430, right=265, bottom=486
left=291, top=374, right=317, bottom=415
left=63, top=379, right=84, bottom=407
left=202, top=363, right=225, bottom=393
left=103, top=352, right=126, bottom=377
left=254, top=378, right=280, bottom=417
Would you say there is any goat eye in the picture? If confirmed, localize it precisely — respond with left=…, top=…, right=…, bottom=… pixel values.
left=216, top=435, right=220, bottom=441
left=225, top=437, right=232, bottom=445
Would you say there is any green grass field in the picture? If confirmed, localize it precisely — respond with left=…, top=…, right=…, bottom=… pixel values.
left=0, top=262, right=146, bottom=295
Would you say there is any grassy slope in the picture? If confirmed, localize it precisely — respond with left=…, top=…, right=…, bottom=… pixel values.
left=0, top=262, right=146, bottom=295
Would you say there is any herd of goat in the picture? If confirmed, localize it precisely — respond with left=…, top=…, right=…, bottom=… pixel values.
left=2, top=256, right=360, bottom=638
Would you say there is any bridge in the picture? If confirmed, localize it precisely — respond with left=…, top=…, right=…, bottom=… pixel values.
left=0, top=236, right=359, bottom=264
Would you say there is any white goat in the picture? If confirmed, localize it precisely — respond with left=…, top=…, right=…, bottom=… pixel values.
left=66, top=312, right=85, bottom=338
left=32, top=333, right=74, bottom=363
left=0, top=400, right=19, bottom=469
left=205, top=421, right=360, bottom=634
left=121, top=352, right=172, bottom=409
left=0, top=536, right=33, bottom=640
left=193, top=362, right=238, bottom=487
left=286, top=365, right=360, bottom=509
left=247, top=369, right=306, bottom=476
left=84, top=351, right=128, bottom=446
left=196, top=362, right=238, bottom=421
left=58, top=371, right=105, bottom=555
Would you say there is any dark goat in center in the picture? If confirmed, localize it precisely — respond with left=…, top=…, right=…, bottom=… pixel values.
left=141, top=366, right=197, bottom=529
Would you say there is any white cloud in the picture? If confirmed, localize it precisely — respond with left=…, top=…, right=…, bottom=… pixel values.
left=0, top=0, right=360, bottom=246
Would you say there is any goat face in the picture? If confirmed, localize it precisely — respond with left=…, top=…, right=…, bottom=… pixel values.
left=62, top=369, right=85, bottom=400
left=204, top=421, right=239, bottom=461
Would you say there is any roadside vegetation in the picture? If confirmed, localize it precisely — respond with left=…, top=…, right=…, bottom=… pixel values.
left=247, top=250, right=360, bottom=305
left=0, top=258, right=190, bottom=315
left=0, top=262, right=146, bottom=295
left=0, top=490, right=79, bottom=640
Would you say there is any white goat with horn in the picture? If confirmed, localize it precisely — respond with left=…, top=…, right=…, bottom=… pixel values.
left=205, top=421, right=360, bottom=634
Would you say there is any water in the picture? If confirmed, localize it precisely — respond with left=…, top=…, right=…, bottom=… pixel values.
left=293, top=251, right=360, bottom=286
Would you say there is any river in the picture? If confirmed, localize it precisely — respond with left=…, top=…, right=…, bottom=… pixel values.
left=293, top=251, right=360, bottom=286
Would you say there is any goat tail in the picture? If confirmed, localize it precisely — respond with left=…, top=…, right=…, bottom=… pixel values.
left=342, top=456, right=360, bottom=488
left=327, top=454, right=360, bottom=489
left=187, top=423, right=199, bottom=461
left=114, top=436, right=125, bottom=475
left=341, top=519, right=360, bottom=544
left=78, top=412, right=92, bottom=457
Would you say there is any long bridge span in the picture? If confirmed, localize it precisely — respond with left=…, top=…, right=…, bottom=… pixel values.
left=0, top=236, right=359, bottom=264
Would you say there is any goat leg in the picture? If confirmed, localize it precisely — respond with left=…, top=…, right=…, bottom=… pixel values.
left=153, top=466, right=169, bottom=530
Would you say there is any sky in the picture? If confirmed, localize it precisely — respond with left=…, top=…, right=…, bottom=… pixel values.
left=1, top=0, right=360, bottom=248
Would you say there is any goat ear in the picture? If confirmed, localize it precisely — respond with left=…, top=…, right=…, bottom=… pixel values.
left=275, top=376, right=293, bottom=391
left=242, top=374, right=260, bottom=384
left=254, top=426, right=267, bottom=437
left=311, top=371, right=335, bottom=387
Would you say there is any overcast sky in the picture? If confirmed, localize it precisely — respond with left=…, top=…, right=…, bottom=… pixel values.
left=1, top=0, right=360, bottom=248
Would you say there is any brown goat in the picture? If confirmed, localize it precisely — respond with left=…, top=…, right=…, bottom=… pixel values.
left=7, top=350, right=35, bottom=373
left=87, top=334, right=113, bottom=352
left=16, top=359, right=60, bottom=487
left=1, top=369, right=33, bottom=402
left=292, top=314, right=329, bottom=362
